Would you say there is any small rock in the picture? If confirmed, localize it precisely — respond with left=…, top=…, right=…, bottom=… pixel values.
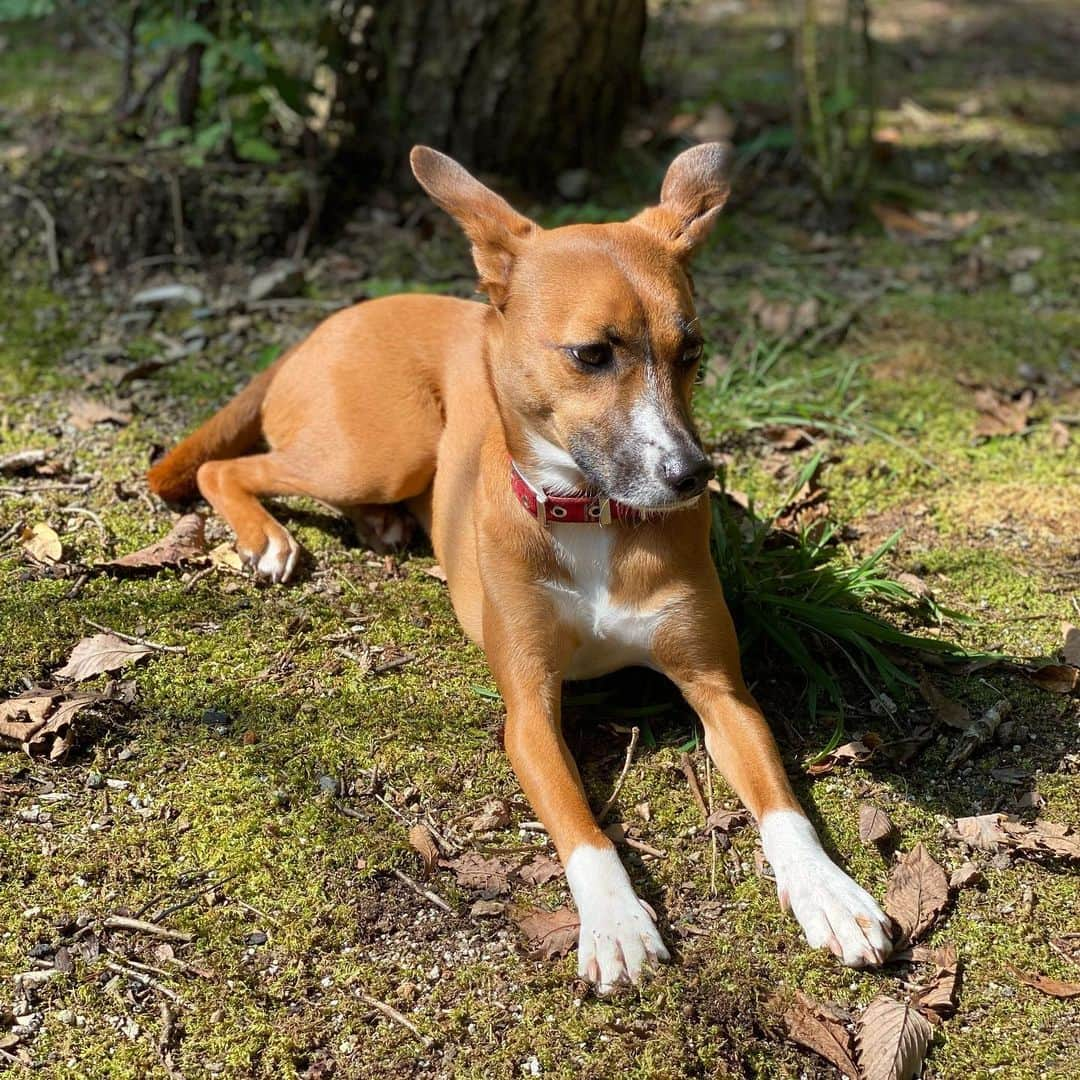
left=201, top=709, right=231, bottom=728
left=1010, top=271, right=1037, bottom=296
left=556, top=168, right=590, bottom=201
left=318, top=775, right=339, bottom=795
left=131, top=283, right=205, bottom=308
left=85, top=771, right=104, bottom=790
left=244, top=931, right=268, bottom=947
left=1004, top=246, right=1043, bottom=272
left=55, top=1009, right=76, bottom=1026
left=246, top=261, right=304, bottom=303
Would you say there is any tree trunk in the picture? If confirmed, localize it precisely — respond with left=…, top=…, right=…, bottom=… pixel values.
left=325, top=0, right=647, bottom=189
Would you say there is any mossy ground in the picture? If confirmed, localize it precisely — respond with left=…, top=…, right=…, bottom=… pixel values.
left=2, top=2, right=1079, bottom=1077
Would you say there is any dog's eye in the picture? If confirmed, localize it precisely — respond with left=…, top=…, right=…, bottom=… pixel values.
left=680, top=343, right=704, bottom=369
left=568, top=344, right=614, bottom=369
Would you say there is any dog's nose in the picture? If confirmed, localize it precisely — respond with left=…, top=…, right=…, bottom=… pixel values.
left=662, top=454, right=712, bottom=499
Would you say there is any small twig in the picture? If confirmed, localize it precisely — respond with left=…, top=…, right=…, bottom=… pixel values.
left=333, top=799, right=368, bottom=821
left=9, top=183, right=59, bottom=275
left=103, top=915, right=193, bottom=943
left=183, top=565, right=217, bottom=592
left=597, top=726, right=639, bottom=825
left=104, top=960, right=185, bottom=1005
left=84, top=619, right=187, bottom=655
left=680, top=753, right=709, bottom=825
left=360, top=993, right=432, bottom=1048
left=157, top=999, right=184, bottom=1080
left=66, top=572, right=90, bottom=600
left=61, top=505, right=108, bottom=540
left=390, top=867, right=453, bottom=914
left=371, top=653, right=416, bottom=675
left=706, top=752, right=718, bottom=899
left=148, top=870, right=243, bottom=923
left=167, top=172, right=186, bottom=257
left=621, top=836, right=667, bottom=859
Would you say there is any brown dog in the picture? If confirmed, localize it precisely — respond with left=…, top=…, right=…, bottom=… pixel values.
left=149, top=144, right=892, bottom=993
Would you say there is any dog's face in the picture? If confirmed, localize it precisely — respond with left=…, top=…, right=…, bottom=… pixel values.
left=411, top=144, right=731, bottom=509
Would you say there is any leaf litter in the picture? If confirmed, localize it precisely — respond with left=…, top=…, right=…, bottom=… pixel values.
left=54, top=633, right=153, bottom=681
left=883, top=843, right=949, bottom=946
left=100, top=513, right=207, bottom=574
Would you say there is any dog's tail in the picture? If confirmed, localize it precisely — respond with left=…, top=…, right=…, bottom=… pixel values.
left=147, top=351, right=288, bottom=503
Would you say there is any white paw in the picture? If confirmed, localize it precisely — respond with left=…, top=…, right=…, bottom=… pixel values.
left=761, top=810, right=892, bottom=968
left=240, top=528, right=300, bottom=583
left=565, top=844, right=670, bottom=994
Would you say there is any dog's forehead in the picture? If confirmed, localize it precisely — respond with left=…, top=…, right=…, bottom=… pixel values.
left=514, top=224, right=693, bottom=345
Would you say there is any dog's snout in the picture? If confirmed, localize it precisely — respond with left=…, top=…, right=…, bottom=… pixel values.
left=662, top=452, right=712, bottom=499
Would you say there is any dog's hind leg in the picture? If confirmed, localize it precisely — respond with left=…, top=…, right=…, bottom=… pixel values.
left=196, top=454, right=308, bottom=583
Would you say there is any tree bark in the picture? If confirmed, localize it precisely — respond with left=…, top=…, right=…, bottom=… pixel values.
left=325, top=0, right=647, bottom=188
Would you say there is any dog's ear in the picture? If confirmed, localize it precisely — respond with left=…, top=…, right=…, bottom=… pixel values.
left=410, top=146, right=535, bottom=308
left=632, top=142, right=732, bottom=260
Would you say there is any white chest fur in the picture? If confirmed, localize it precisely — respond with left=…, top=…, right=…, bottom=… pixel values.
left=545, top=525, right=664, bottom=681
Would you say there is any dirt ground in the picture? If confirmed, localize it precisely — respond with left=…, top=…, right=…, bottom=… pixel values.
left=1, top=2, right=1078, bottom=1077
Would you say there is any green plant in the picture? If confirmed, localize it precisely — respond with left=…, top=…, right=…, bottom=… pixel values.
left=710, top=453, right=979, bottom=738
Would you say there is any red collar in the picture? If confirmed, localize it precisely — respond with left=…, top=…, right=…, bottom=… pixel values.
left=509, top=459, right=644, bottom=526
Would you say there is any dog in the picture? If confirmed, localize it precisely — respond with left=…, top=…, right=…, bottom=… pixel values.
left=148, top=142, right=893, bottom=993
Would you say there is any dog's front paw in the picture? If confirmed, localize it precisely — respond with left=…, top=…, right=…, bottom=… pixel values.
left=565, top=843, right=670, bottom=995
left=237, top=523, right=301, bottom=584
left=577, top=897, right=670, bottom=994
left=761, top=810, right=892, bottom=968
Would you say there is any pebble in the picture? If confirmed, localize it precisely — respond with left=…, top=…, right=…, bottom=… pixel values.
left=245, top=931, right=268, bottom=947
left=1010, top=271, right=1037, bottom=296
left=318, top=775, right=338, bottom=795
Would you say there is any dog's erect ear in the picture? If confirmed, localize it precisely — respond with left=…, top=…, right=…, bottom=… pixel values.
left=632, top=142, right=732, bottom=260
left=410, top=146, right=535, bottom=308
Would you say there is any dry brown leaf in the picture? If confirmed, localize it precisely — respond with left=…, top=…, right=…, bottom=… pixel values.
left=762, top=425, right=813, bottom=452
left=1027, top=664, right=1079, bottom=695
left=747, top=290, right=821, bottom=338
left=468, top=798, right=512, bottom=832
left=53, top=633, right=152, bottom=682
left=0, top=690, right=103, bottom=761
left=972, top=386, right=1033, bottom=439
left=859, top=804, right=898, bottom=846
left=1007, top=963, right=1080, bottom=1000
left=884, top=843, right=949, bottom=945
left=855, top=996, right=933, bottom=1080
left=68, top=396, right=133, bottom=430
left=953, top=814, right=1080, bottom=862
left=439, top=853, right=510, bottom=898
left=422, top=564, right=448, bottom=582
left=511, top=905, right=580, bottom=960
left=408, top=824, right=439, bottom=878
left=470, top=899, right=506, bottom=918
left=948, top=861, right=982, bottom=889
left=917, top=675, right=970, bottom=731
left=209, top=542, right=245, bottom=571
left=706, top=807, right=751, bottom=834
left=518, top=853, right=564, bottom=886
left=776, top=991, right=858, bottom=1078
left=896, top=572, right=933, bottom=600
left=909, top=943, right=960, bottom=1019
left=21, top=523, right=62, bottom=564
left=101, top=514, right=207, bottom=573
left=807, top=734, right=881, bottom=775
left=871, top=203, right=935, bottom=238
left=1062, top=625, right=1080, bottom=667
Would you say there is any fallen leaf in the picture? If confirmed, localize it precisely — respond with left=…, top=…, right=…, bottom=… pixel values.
left=511, top=905, right=580, bottom=960
left=910, top=943, right=960, bottom=1019
left=776, top=991, right=858, bottom=1078
left=948, top=861, right=982, bottom=889
left=423, top=564, right=448, bottom=582
left=0, top=449, right=51, bottom=475
left=209, top=542, right=245, bottom=571
left=859, top=804, right=898, bottom=846
left=871, top=203, right=936, bottom=238
left=954, top=813, right=1009, bottom=851
left=439, top=853, right=510, bottom=898
left=762, top=425, right=813, bottom=452
left=470, top=899, right=506, bottom=918
left=896, top=572, right=933, bottom=600
left=468, top=798, right=512, bottom=832
left=807, top=734, right=881, bottom=775
left=1062, top=625, right=1080, bottom=667
left=855, top=996, right=933, bottom=1080
left=518, top=853, right=564, bottom=886
left=973, top=386, right=1033, bottom=439
left=54, top=633, right=152, bottom=682
left=68, top=396, right=132, bottom=430
left=1007, top=963, right=1080, bottom=999
left=917, top=675, right=970, bottom=731
left=0, top=690, right=104, bottom=761
left=101, top=514, right=207, bottom=573
left=884, top=843, right=949, bottom=945
left=408, top=824, right=439, bottom=878
left=748, top=290, right=821, bottom=338
left=21, top=523, right=62, bottom=564
left=1027, top=664, right=1079, bottom=695
left=706, top=807, right=751, bottom=834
